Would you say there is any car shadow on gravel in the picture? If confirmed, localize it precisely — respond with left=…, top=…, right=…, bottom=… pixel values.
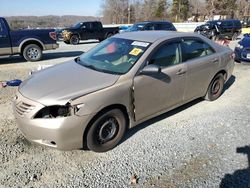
left=0, top=51, right=84, bottom=65
left=220, top=145, right=250, bottom=188
left=123, top=98, right=203, bottom=143
left=223, top=75, right=236, bottom=93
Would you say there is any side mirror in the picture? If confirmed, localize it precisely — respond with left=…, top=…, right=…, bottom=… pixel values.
left=140, top=64, right=161, bottom=75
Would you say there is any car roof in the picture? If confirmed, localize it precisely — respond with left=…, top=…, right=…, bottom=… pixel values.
left=114, top=31, right=200, bottom=43
left=136, top=20, right=172, bottom=24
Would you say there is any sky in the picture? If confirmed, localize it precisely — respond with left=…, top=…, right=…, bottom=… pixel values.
left=0, top=0, right=103, bottom=17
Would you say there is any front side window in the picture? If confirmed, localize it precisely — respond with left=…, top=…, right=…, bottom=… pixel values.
left=78, top=38, right=151, bottom=74
left=149, top=42, right=180, bottom=67
left=144, top=24, right=155, bottom=30
left=0, top=22, right=2, bottom=32
left=129, top=23, right=147, bottom=31
left=81, top=23, right=90, bottom=29
left=181, top=39, right=215, bottom=62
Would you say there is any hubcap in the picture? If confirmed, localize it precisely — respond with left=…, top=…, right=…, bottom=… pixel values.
left=211, top=79, right=220, bottom=95
left=98, top=117, right=118, bottom=143
left=71, top=36, right=79, bottom=44
left=27, top=48, right=39, bottom=60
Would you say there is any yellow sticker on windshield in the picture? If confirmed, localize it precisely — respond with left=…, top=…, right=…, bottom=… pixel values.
left=129, top=48, right=142, bottom=56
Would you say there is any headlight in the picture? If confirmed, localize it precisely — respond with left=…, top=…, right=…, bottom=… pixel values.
left=237, top=43, right=243, bottom=49
left=34, top=105, right=74, bottom=119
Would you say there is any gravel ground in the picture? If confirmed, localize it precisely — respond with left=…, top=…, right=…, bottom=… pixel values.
left=0, top=40, right=250, bottom=187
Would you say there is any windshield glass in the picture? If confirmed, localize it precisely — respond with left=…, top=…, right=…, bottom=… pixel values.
left=129, top=23, right=147, bottom=31
left=78, top=38, right=151, bottom=74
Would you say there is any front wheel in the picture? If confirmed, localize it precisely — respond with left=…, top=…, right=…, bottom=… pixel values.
left=70, top=35, right=80, bottom=45
left=204, top=73, right=225, bottom=101
left=86, top=109, right=127, bottom=152
left=23, top=44, right=42, bottom=62
left=232, top=33, right=238, bottom=41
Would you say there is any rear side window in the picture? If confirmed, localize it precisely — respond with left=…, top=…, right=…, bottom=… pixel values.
left=234, top=21, right=242, bottom=28
left=181, top=39, right=215, bottom=61
left=93, top=22, right=102, bottom=29
left=157, top=23, right=173, bottom=30
left=222, top=21, right=233, bottom=27
left=0, top=22, right=2, bottom=32
left=144, top=24, right=155, bottom=30
left=149, top=42, right=180, bottom=67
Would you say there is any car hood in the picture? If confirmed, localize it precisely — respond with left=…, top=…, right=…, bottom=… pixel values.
left=19, top=61, right=120, bottom=105
left=240, top=37, right=250, bottom=48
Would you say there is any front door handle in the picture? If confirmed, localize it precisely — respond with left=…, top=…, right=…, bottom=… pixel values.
left=176, top=69, right=186, bottom=75
left=211, top=58, right=219, bottom=63
left=0, top=35, right=7, bottom=38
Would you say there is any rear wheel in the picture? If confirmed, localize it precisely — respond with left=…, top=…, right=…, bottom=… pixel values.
left=86, top=109, right=127, bottom=152
left=23, top=44, right=42, bottom=62
left=205, top=73, right=225, bottom=101
left=232, top=33, right=238, bottom=41
left=106, top=33, right=113, bottom=39
left=70, top=35, right=80, bottom=45
left=98, top=38, right=104, bottom=42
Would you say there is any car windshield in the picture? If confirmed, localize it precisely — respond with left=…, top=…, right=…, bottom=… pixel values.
left=129, top=23, right=147, bottom=31
left=78, top=38, right=151, bottom=74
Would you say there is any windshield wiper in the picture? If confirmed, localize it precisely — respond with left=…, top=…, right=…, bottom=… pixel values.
left=83, top=64, right=99, bottom=71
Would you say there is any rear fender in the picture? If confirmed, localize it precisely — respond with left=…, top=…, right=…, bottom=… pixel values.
left=18, top=38, right=45, bottom=53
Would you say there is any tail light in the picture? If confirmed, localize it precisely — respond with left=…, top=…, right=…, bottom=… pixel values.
left=230, top=52, right=235, bottom=59
left=49, top=32, right=57, bottom=40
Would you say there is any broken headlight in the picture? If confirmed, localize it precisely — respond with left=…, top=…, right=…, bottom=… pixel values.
left=34, top=105, right=74, bottom=119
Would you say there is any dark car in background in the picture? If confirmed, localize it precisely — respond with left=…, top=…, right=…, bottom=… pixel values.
left=62, top=21, right=119, bottom=45
left=195, top=19, right=242, bottom=40
left=242, top=16, right=250, bottom=28
left=127, top=21, right=177, bottom=32
left=234, top=34, right=250, bottom=63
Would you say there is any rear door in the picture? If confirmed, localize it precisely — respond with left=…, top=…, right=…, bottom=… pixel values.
left=181, top=37, right=218, bottom=101
left=0, top=19, right=11, bottom=55
left=133, top=39, right=187, bottom=121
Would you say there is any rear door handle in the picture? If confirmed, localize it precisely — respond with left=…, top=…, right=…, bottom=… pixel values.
left=176, top=69, right=186, bottom=75
left=0, top=35, right=7, bottom=38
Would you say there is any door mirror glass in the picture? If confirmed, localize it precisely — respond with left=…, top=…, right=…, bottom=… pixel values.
left=140, top=64, right=161, bottom=75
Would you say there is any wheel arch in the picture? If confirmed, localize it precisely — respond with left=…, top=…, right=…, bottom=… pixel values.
left=71, top=32, right=81, bottom=39
left=215, top=69, right=227, bottom=81
left=19, top=38, right=44, bottom=54
left=82, top=104, right=130, bottom=149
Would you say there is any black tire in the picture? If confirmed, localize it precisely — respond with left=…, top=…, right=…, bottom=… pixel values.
left=231, top=33, right=238, bottom=41
left=86, top=109, right=127, bottom=152
left=106, top=33, right=113, bottom=39
left=98, top=38, right=104, bottom=42
left=70, top=35, right=80, bottom=45
left=64, top=40, right=70, bottom=44
left=23, top=44, right=42, bottom=62
left=205, top=73, right=225, bottom=101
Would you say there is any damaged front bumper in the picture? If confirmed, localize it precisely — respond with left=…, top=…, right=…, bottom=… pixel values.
left=13, top=91, right=94, bottom=150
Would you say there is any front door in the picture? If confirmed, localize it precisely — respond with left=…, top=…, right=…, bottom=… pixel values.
left=0, top=19, right=11, bottom=55
left=133, top=41, right=187, bottom=121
